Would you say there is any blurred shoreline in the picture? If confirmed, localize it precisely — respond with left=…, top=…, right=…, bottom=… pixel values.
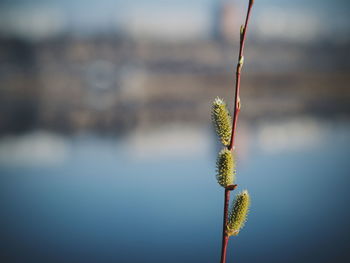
left=0, top=35, right=349, bottom=136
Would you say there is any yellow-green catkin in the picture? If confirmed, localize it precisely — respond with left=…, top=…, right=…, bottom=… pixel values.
left=212, top=97, right=232, bottom=146
left=216, top=148, right=235, bottom=187
left=227, top=190, right=250, bottom=236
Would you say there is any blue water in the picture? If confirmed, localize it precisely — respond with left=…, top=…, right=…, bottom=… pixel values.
left=1, top=123, right=350, bottom=263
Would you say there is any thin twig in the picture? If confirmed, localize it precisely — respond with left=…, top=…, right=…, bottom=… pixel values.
left=228, top=0, right=254, bottom=151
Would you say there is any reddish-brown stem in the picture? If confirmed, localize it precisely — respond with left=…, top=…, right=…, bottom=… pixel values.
left=228, top=0, right=254, bottom=151
left=220, top=185, right=236, bottom=263
left=220, top=189, right=230, bottom=263
left=220, top=234, right=229, bottom=263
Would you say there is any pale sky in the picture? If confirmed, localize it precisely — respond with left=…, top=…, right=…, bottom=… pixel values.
left=0, top=0, right=348, bottom=41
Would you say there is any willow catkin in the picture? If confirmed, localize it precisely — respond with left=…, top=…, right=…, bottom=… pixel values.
left=227, top=190, right=250, bottom=236
left=212, top=97, right=232, bottom=147
left=216, top=148, right=235, bottom=188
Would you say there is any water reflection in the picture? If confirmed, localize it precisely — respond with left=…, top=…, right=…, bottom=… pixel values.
left=1, top=118, right=350, bottom=262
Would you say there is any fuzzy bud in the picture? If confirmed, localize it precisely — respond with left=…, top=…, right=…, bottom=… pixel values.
left=240, top=25, right=245, bottom=36
left=211, top=97, right=232, bottom=146
left=239, top=56, right=244, bottom=66
left=227, top=190, right=250, bottom=236
left=216, top=148, right=235, bottom=188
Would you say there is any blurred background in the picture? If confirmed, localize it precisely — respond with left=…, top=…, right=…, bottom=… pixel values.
left=0, top=0, right=350, bottom=262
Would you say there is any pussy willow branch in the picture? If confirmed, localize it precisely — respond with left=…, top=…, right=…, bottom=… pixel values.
left=220, top=1, right=254, bottom=263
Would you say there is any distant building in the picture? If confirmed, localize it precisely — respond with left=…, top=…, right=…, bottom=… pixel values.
left=212, top=0, right=239, bottom=43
